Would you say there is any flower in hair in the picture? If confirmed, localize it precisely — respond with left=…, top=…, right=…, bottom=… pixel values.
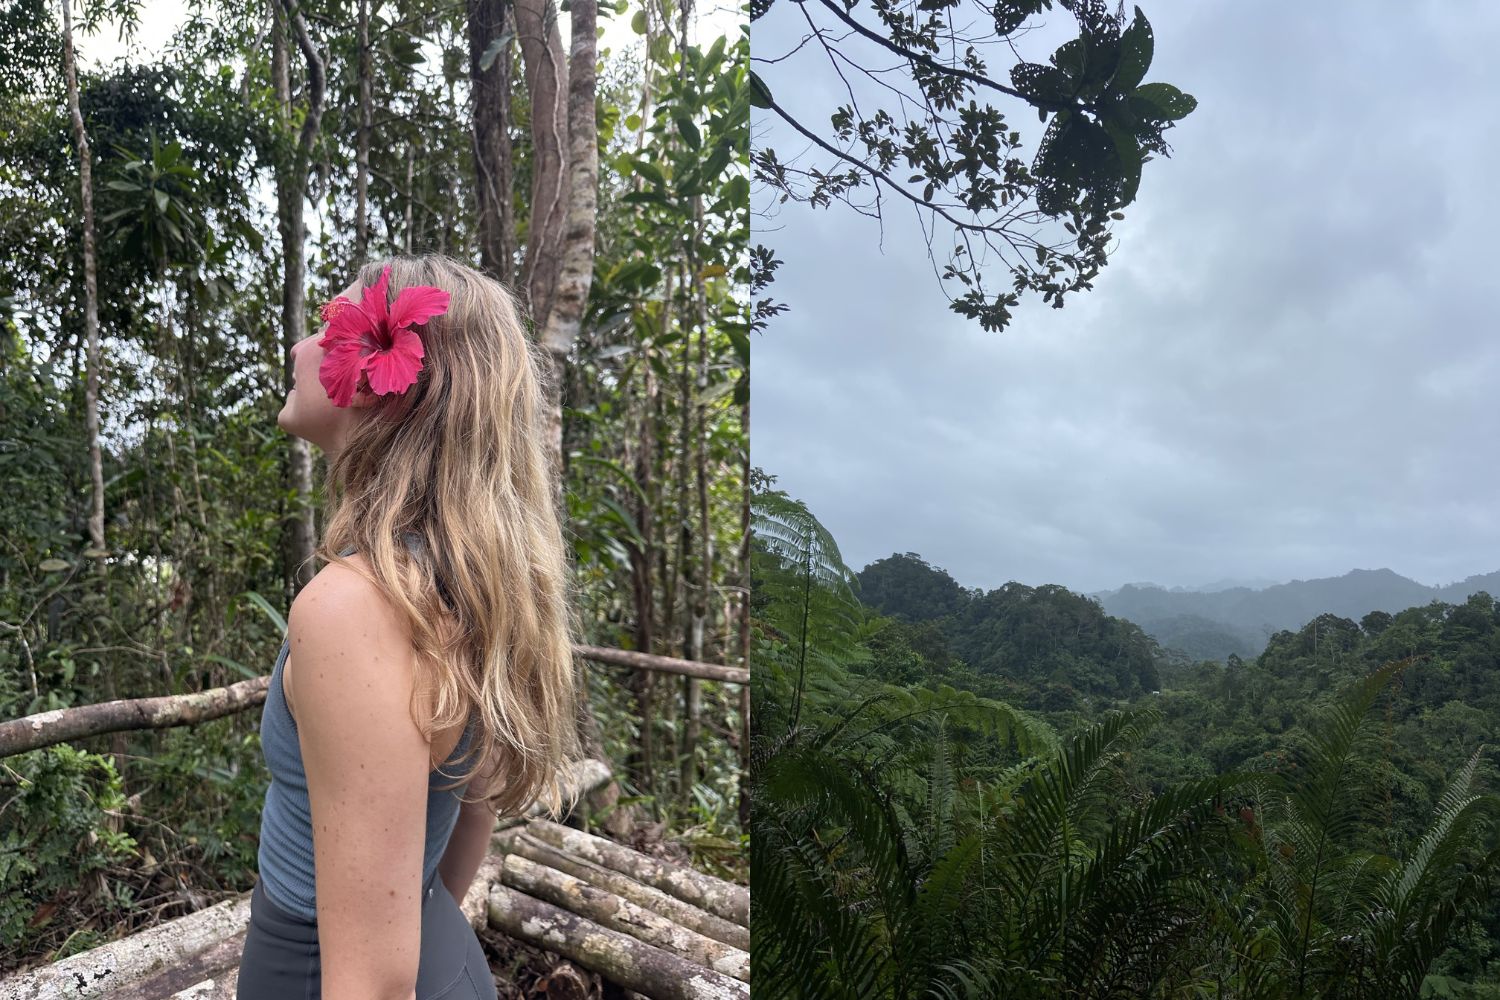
left=317, top=265, right=450, bottom=408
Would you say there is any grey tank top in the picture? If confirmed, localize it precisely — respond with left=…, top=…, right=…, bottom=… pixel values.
left=255, top=540, right=476, bottom=921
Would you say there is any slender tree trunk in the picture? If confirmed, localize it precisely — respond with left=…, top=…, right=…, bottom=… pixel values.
left=626, top=357, right=657, bottom=807
left=511, top=0, right=615, bottom=832
left=403, top=142, right=414, bottom=254
left=671, top=0, right=704, bottom=804
left=737, top=395, right=750, bottom=828
left=355, top=0, right=372, bottom=262
left=623, top=16, right=660, bottom=810
left=273, top=0, right=325, bottom=597
left=468, top=0, right=513, bottom=280
left=60, top=0, right=105, bottom=570
left=512, top=0, right=569, bottom=334
left=61, top=0, right=124, bottom=791
left=682, top=37, right=715, bottom=791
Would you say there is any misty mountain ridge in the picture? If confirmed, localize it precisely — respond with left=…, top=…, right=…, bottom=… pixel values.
left=1115, top=576, right=1280, bottom=594
left=1093, top=567, right=1500, bottom=661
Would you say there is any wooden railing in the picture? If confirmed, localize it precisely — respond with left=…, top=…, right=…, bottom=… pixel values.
left=0, top=645, right=748, bottom=759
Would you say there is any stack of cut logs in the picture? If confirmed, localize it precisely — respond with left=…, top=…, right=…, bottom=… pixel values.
left=0, top=761, right=749, bottom=1000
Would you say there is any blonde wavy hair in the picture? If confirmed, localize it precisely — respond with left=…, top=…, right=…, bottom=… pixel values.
left=311, top=252, right=586, bottom=817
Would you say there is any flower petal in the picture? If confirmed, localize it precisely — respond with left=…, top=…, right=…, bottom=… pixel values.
left=387, top=285, right=450, bottom=332
left=364, top=327, right=426, bottom=395
left=357, top=266, right=393, bottom=338
left=318, top=342, right=369, bottom=408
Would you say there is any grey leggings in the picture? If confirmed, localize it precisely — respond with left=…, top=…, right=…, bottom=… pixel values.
left=236, top=864, right=498, bottom=1000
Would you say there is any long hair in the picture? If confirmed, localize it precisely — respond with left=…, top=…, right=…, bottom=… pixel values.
left=312, top=252, right=586, bottom=818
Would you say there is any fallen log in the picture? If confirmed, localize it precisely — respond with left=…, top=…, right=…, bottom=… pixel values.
left=495, top=829, right=749, bottom=951
left=527, top=818, right=749, bottom=927
left=486, top=882, right=748, bottom=1000
left=0, top=891, right=252, bottom=1000
left=501, top=854, right=749, bottom=981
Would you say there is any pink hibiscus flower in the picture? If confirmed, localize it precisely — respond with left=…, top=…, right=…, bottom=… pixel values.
left=316, top=265, right=451, bottom=408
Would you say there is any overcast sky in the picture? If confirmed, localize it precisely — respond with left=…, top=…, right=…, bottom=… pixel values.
left=751, top=0, right=1500, bottom=595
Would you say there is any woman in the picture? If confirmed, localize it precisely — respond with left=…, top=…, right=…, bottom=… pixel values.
left=237, top=254, right=585, bottom=1000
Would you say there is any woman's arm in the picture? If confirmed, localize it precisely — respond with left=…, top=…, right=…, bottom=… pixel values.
left=291, top=561, right=432, bottom=1000
left=437, top=798, right=498, bottom=903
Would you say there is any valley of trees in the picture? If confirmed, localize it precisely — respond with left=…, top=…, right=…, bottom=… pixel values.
left=750, top=485, right=1500, bottom=999
left=0, top=0, right=748, bottom=983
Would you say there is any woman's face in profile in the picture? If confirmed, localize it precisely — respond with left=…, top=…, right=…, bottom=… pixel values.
left=276, top=276, right=372, bottom=455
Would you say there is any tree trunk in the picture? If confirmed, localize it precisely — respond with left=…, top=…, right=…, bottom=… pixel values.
left=737, top=395, right=750, bottom=829
left=355, top=0, right=372, bottom=262
left=512, top=0, right=569, bottom=333
left=508, top=0, right=616, bottom=833
left=272, top=0, right=323, bottom=598
left=674, top=254, right=696, bottom=800
left=625, top=355, right=657, bottom=801
left=60, top=0, right=124, bottom=787
left=468, top=0, right=514, bottom=281
left=60, top=0, right=104, bottom=571
left=621, top=0, right=660, bottom=809
left=681, top=24, right=712, bottom=793
left=403, top=141, right=414, bottom=253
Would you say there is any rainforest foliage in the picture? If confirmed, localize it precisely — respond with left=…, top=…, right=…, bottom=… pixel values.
left=750, top=485, right=1500, bottom=999
left=0, top=0, right=747, bottom=972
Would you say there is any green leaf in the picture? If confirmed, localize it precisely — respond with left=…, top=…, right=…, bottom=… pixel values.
left=608, top=258, right=663, bottom=292
left=1011, top=62, right=1075, bottom=105
left=39, top=559, right=70, bottom=572
left=1104, top=121, right=1143, bottom=207
left=748, top=70, right=773, bottom=110
left=1131, top=81, right=1197, bottom=121
left=675, top=114, right=701, bottom=150
left=630, top=8, right=646, bottom=33
left=701, top=143, right=733, bottom=181
left=203, top=654, right=261, bottom=681
left=1111, top=7, right=1153, bottom=94
left=722, top=174, right=749, bottom=206
left=105, top=180, right=141, bottom=192
left=153, top=189, right=169, bottom=213
left=478, top=31, right=514, bottom=72
left=632, top=159, right=666, bottom=186
left=241, top=591, right=287, bottom=634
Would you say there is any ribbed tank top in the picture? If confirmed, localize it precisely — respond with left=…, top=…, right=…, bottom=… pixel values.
left=255, top=540, right=477, bottom=921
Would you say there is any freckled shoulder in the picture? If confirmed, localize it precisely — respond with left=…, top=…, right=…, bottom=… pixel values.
left=285, top=552, right=466, bottom=770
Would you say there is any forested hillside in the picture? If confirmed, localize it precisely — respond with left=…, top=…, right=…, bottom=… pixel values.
left=754, top=490, right=1500, bottom=999
left=858, top=552, right=1163, bottom=707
